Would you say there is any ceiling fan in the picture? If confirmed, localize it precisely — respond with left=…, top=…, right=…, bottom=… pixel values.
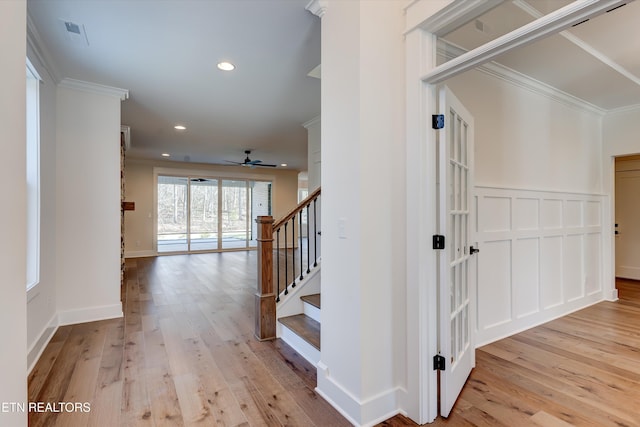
left=226, top=150, right=277, bottom=168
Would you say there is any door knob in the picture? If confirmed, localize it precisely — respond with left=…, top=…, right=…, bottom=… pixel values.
left=470, top=246, right=480, bottom=254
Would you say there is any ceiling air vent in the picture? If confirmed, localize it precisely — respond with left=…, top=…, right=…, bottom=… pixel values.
left=64, top=21, right=81, bottom=34
left=61, top=20, right=89, bottom=46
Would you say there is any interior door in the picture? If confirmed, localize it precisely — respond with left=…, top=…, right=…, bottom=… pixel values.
left=437, top=86, right=475, bottom=418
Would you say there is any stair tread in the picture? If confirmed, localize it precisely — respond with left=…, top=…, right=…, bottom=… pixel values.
left=279, top=314, right=320, bottom=350
left=300, top=293, right=321, bottom=309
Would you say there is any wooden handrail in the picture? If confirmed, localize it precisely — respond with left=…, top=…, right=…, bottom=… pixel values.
left=273, top=187, right=321, bottom=230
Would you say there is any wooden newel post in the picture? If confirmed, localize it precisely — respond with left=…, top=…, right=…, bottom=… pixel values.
left=255, top=216, right=276, bottom=341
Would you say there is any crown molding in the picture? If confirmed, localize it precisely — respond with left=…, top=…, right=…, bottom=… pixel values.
left=438, top=41, right=606, bottom=116
left=406, top=0, right=503, bottom=36
left=421, top=0, right=628, bottom=84
left=121, top=126, right=131, bottom=150
left=27, top=14, right=60, bottom=83
left=306, top=0, right=328, bottom=18
left=302, top=115, right=321, bottom=128
left=513, top=0, right=640, bottom=88
left=606, top=103, right=640, bottom=116
left=59, top=78, right=129, bottom=101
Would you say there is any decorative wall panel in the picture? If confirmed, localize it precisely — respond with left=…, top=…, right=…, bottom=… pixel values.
left=475, top=186, right=604, bottom=346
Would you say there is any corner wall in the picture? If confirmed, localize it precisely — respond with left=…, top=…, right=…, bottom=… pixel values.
left=317, top=1, right=406, bottom=425
left=55, top=85, right=123, bottom=325
left=0, top=1, right=28, bottom=425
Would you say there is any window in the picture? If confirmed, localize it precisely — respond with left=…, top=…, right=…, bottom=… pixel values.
left=26, top=59, right=41, bottom=289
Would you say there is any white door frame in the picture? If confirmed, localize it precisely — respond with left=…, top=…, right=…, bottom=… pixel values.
left=404, top=0, right=626, bottom=423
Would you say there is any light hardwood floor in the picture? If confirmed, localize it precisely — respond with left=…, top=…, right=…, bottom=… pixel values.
left=383, top=278, right=640, bottom=426
left=29, top=252, right=349, bottom=427
left=29, top=253, right=640, bottom=426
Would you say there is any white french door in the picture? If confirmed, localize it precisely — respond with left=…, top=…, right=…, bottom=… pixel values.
left=437, top=86, right=476, bottom=418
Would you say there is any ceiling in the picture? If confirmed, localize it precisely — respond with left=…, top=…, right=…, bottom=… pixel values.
left=440, top=0, right=640, bottom=112
left=27, top=1, right=640, bottom=172
left=27, top=0, right=320, bottom=171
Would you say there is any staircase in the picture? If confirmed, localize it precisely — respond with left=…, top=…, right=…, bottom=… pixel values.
left=278, top=293, right=321, bottom=365
left=255, top=187, right=322, bottom=369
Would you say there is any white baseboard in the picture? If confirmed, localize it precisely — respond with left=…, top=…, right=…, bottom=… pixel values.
left=315, top=361, right=403, bottom=426
left=616, top=266, right=640, bottom=281
left=27, top=314, right=59, bottom=375
left=57, top=303, right=123, bottom=326
left=124, top=250, right=157, bottom=258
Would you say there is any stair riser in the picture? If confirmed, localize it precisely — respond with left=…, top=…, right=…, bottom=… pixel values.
left=303, top=301, right=321, bottom=323
left=280, top=324, right=321, bottom=366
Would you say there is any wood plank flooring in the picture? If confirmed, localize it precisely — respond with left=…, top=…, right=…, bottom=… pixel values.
left=28, top=252, right=349, bottom=427
left=382, top=278, right=640, bottom=426
left=29, top=253, right=640, bottom=426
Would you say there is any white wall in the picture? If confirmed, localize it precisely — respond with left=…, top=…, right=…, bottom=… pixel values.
left=304, top=116, right=321, bottom=191
left=0, top=1, right=28, bottom=425
left=123, top=158, right=299, bottom=256
left=318, top=1, right=406, bottom=425
left=26, top=43, right=58, bottom=371
left=446, top=69, right=607, bottom=345
left=56, top=85, right=123, bottom=325
left=447, top=70, right=603, bottom=193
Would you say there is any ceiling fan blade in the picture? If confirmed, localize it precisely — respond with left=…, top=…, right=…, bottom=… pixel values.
left=225, top=160, right=243, bottom=165
left=255, top=163, right=277, bottom=167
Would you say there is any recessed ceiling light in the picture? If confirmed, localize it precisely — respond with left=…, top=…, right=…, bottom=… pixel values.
left=174, top=125, right=186, bottom=130
left=280, top=163, right=287, bottom=167
left=217, top=61, right=235, bottom=71
left=161, top=153, right=171, bottom=157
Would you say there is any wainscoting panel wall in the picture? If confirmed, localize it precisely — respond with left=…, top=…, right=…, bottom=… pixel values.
left=475, top=186, right=605, bottom=346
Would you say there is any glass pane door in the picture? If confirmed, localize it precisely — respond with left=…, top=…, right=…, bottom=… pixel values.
left=157, top=176, right=188, bottom=252
left=189, top=178, right=218, bottom=251
left=221, top=180, right=248, bottom=249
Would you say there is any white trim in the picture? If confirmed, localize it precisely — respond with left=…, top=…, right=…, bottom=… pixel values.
left=302, top=115, right=321, bottom=128
left=616, top=266, right=640, bottom=281
left=316, top=362, right=405, bottom=427
left=124, top=250, right=157, bottom=258
left=305, top=0, right=328, bottom=18
left=57, top=304, right=123, bottom=326
left=407, top=0, right=503, bottom=36
left=121, top=125, right=131, bottom=151
left=607, top=103, right=640, bottom=116
left=513, top=0, right=640, bottom=89
left=59, top=78, right=129, bottom=101
left=404, top=27, right=439, bottom=424
left=27, top=14, right=59, bottom=83
left=438, top=41, right=606, bottom=115
left=476, top=184, right=606, bottom=197
left=27, top=314, right=59, bottom=375
left=421, top=0, right=628, bottom=84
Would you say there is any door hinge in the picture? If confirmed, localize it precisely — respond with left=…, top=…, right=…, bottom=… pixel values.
left=434, top=354, right=446, bottom=371
left=433, top=235, right=445, bottom=250
left=432, top=114, right=445, bottom=129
